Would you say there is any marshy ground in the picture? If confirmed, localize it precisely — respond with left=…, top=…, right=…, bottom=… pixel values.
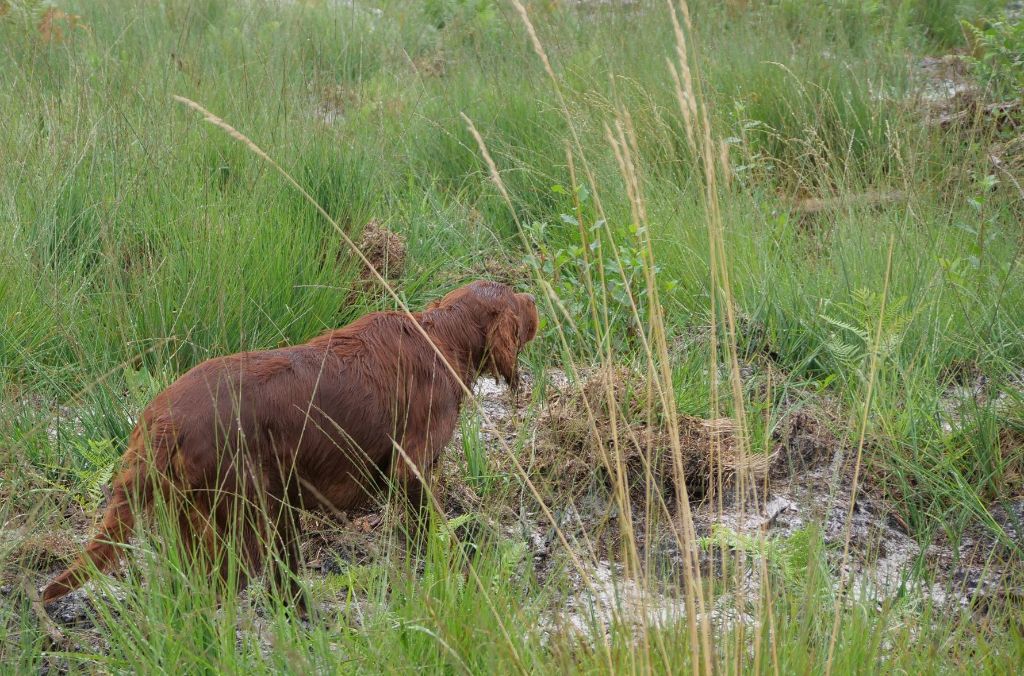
left=3, top=0, right=1024, bottom=672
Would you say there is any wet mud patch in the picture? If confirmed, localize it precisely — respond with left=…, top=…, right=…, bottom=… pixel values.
left=480, top=363, right=1020, bottom=639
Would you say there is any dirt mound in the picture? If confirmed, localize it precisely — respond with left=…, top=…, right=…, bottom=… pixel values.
left=532, top=366, right=771, bottom=504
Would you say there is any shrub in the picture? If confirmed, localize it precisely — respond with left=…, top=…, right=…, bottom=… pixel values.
left=963, top=14, right=1024, bottom=99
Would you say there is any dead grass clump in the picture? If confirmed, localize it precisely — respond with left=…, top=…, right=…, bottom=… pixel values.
left=989, top=134, right=1024, bottom=191
left=771, top=407, right=842, bottom=476
left=996, top=427, right=1024, bottom=495
left=313, top=83, right=359, bottom=125
left=341, top=220, right=408, bottom=307
left=411, top=50, right=447, bottom=78
left=3, top=530, right=78, bottom=576
left=532, top=366, right=760, bottom=505
left=425, top=451, right=480, bottom=523
left=465, top=256, right=530, bottom=288
left=298, top=511, right=385, bottom=574
left=357, top=219, right=406, bottom=281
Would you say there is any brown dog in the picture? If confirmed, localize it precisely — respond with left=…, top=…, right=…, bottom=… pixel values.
left=42, top=281, right=538, bottom=606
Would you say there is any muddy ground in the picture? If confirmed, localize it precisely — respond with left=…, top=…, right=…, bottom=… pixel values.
left=16, top=358, right=1021, bottom=653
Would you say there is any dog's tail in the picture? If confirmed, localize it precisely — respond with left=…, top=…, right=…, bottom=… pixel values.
left=41, top=422, right=174, bottom=604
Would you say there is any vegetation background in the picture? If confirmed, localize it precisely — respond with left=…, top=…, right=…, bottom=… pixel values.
left=1, top=0, right=1023, bottom=672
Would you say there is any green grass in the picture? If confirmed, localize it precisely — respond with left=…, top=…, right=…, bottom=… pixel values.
left=2, top=0, right=1024, bottom=672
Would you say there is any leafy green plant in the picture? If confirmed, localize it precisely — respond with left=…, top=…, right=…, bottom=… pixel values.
left=700, top=523, right=827, bottom=594
left=422, top=0, right=500, bottom=45
left=963, top=15, right=1024, bottom=99
left=55, top=437, right=119, bottom=509
left=316, top=562, right=387, bottom=607
left=432, top=512, right=474, bottom=549
left=123, top=366, right=173, bottom=410
left=939, top=177, right=1009, bottom=287
left=820, top=288, right=910, bottom=383
left=524, top=185, right=679, bottom=354
left=491, top=538, right=529, bottom=594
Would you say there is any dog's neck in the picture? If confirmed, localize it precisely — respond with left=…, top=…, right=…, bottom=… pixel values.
left=418, top=306, right=488, bottom=388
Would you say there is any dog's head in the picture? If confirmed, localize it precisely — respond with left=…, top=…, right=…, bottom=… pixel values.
left=430, top=280, right=538, bottom=389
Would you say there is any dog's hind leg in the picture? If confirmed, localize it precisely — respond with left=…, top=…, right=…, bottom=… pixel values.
left=262, top=473, right=307, bottom=618
left=389, top=434, right=437, bottom=527
left=269, top=501, right=307, bottom=618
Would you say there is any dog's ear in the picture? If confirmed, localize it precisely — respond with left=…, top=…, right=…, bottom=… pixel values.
left=517, top=293, right=539, bottom=344
left=486, top=308, right=520, bottom=390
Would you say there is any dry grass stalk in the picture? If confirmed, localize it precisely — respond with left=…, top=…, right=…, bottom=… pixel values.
left=825, top=235, right=896, bottom=675
left=665, top=0, right=767, bottom=670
